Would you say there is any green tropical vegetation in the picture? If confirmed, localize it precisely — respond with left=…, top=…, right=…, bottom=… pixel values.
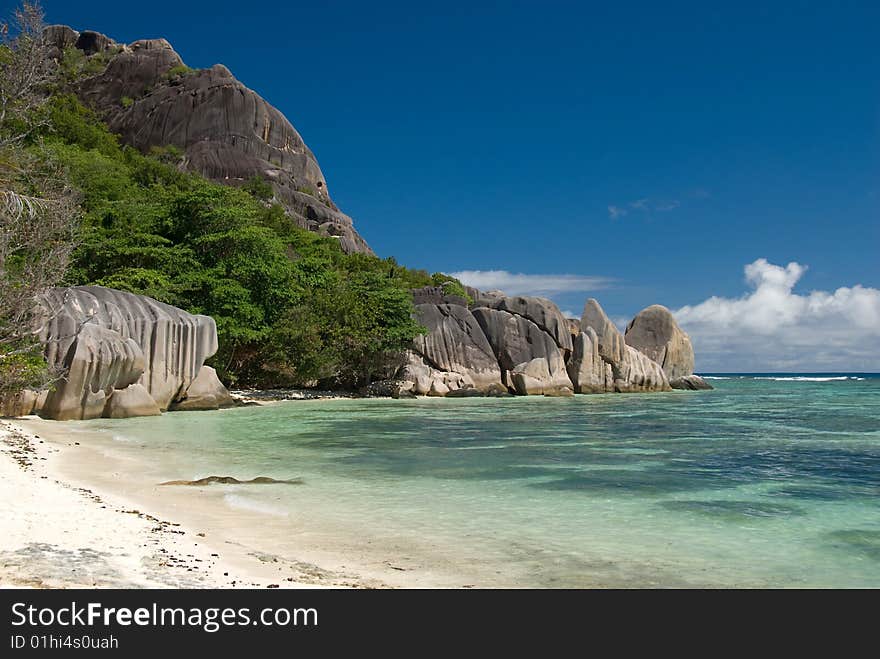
left=46, top=93, right=442, bottom=388
left=0, top=1, right=467, bottom=393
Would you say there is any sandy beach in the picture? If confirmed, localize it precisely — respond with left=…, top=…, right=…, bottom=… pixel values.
left=0, top=418, right=381, bottom=589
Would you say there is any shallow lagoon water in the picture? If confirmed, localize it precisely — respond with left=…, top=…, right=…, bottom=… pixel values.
left=75, top=374, right=880, bottom=587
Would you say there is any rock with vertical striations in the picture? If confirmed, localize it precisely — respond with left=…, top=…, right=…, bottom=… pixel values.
left=402, top=303, right=503, bottom=395
left=42, top=24, right=79, bottom=60
left=568, top=327, right=613, bottom=393
left=579, top=299, right=671, bottom=393
left=472, top=307, right=573, bottom=396
left=29, top=286, right=229, bottom=420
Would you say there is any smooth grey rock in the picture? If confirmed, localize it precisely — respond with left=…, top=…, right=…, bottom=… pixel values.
left=407, top=303, right=503, bottom=394
left=474, top=295, right=573, bottom=354
left=581, top=298, right=627, bottom=364
left=624, top=304, right=695, bottom=380
left=42, top=25, right=79, bottom=60
left=472, top=307, right=573, bottom=396
left=40, top=323, right=144, bottom=421
left=169, top=366, right=234, bottom=411
left=568, top=327, right=612, bottom=393
left=104, top=384, right=161, bottom=418
left=31, top=286, right=229, bottom=420
left=579, top=299, right=671, bottom=393
left=613, top=345, right=673, bottom=393
left=463, top=286, right=483, bottom=304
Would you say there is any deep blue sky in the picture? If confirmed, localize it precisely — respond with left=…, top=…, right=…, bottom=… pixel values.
left=14, top=0, right=880, bottom=322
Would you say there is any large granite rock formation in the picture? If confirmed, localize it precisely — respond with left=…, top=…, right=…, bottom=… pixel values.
left=401, top=303, right=504, bottom=396
left=399, top=291, right=574, bottom=397
left=43, top=26, right=372, bottom=255
left=472, top=307, right=573, bottom=396
left=567, top=327, right=612, bottom=394
left=624, top=305, right=712, bottom=390
left=398, top=291, right=697, bottom=398
left=576, top=299, right=671, bottom=393
left=10, top=286, right=232, bottom=420
left=473, top=295, right=573, bottom=357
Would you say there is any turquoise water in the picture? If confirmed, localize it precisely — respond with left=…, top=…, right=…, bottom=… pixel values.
left=74, top=374, right=880, bottom=587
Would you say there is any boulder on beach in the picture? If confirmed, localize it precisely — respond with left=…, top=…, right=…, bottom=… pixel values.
left=104, top=384, right=162, bottom=419
left=19, top=286, right=231, bottom=420
left=169, top=366, right=235, bottom=411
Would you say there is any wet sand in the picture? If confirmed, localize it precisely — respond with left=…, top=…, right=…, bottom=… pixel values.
left=0, top=418, right=381, bottom=589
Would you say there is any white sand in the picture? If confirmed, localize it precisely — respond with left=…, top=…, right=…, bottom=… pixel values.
left=0, top=419, right=367, bottom=589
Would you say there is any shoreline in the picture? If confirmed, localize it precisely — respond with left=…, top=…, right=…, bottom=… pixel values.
left=0, top=418, right=383, bottom=589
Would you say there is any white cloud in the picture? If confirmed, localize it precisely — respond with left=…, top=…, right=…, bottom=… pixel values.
left=673, top=259, right=880, bottom=372
left=608, top=205, right=627, bottom=220
left=655, top=200, right=681, bottom=212
left=450, top=270, right=613, bottom=297
left=609, top=197, right=681, bottom=218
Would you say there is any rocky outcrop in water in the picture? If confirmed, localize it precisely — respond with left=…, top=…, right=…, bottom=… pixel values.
left=624, top=304, right=712, bottom=390
left=397, top=289, right=695, bottom=397
left=43, top=26, right=372, bottom=255
left=9, top=286, right=232, bottom=420
left=578, top=299, right=671, bottom=393
left=567, top=327, right=612, bottom=393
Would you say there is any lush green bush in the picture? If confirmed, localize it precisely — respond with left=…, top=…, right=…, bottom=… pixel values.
left=165, top=64, right=194, bottom=79
left=431, top=272, right=471, bottom=302
left=37, top=94, right=456, bottom=388
left=242, top=175, right=274, bottom=201
left=59, top=45, right=118, bottom=83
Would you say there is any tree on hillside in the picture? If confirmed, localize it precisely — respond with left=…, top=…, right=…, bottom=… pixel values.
left=0, top=1, right=78, bottom=396
left=0, top=1, right=55, bottom=146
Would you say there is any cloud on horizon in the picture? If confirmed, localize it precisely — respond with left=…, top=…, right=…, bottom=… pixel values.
left=608, top=197, right=681, bottom=219
left=673, top=259, right=880, bottom=372
left=450, top=270, right=613, bottom=297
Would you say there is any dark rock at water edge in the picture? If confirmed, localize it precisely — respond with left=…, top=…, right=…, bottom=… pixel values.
left=670, top=375, right=714, bottom=390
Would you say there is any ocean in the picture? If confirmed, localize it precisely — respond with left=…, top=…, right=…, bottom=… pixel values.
left=63, top=374, right=880, bottom=587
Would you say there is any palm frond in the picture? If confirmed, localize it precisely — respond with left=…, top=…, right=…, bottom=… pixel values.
left=1, top=188, right=48, bottom=218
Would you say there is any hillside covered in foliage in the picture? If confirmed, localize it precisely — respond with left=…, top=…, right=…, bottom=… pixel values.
left=1, top=3, right=468, bottom=391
